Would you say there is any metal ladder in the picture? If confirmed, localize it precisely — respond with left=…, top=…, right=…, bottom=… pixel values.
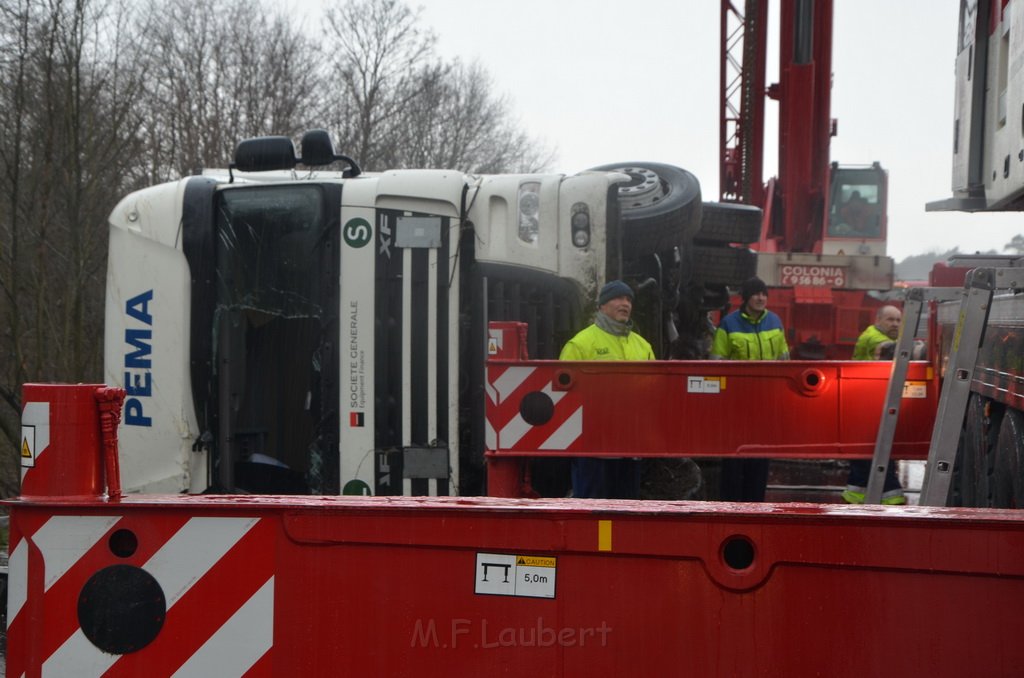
left=864, top=286, right=959, bottom=503
left=866, top=267, right=1024, bottom=506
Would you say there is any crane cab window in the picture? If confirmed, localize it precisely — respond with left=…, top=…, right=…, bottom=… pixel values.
left=827, top=166, right=887, bottom=239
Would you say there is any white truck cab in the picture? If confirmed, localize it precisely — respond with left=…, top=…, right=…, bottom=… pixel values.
left=104, top=131, right=692, bottom=496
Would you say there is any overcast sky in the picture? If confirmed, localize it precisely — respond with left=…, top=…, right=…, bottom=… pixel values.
left=293, top=0, right=1021, bottom=262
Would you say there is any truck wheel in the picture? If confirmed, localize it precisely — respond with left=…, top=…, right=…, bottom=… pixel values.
left=692, top=244, right=757, bottom=286
left=590, top=162, right=702, bottom=262
left=992, top=409, right=1024, bottom=508
left=695, top=202, right=762, bottom=245
left=956, top=394, right=993, bottom=507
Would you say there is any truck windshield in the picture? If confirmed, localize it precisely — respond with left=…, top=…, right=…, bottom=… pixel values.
left=213, top=185, right=337, bottom=494
left=218, top=186, right=324, bottom=317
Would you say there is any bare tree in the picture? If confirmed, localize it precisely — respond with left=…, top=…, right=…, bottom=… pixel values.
left=138, top=0, right=323, bottom=181
left=323, top=0, right=552, bottom=173
left=400, top=60, right=554, bottom=173
left=0, top=0, right=147, bottom=496
left=323, top=0, right=436, bottom=169
left=0, top=0, right=33, bottom=481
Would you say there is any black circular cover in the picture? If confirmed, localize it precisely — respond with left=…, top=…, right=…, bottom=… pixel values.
left=78, top=565, right=166, bottom=654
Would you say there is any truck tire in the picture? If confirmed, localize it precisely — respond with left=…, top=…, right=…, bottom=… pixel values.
left=955, top=394, right=994, bottom=507
left=695, top=202, right=762, bottom=245
left=992, top=409, right=1024, bottom=508
left=590, top=162, right=702, bottom=262
left=692, top=244, right=757, bottom=286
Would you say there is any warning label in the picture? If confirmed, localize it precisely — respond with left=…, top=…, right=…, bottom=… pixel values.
left=487, top=328, right=503, bottom=356
left=20, top=402, right=49, bottom=468
left=21, top=425, right=35, bottom=468
left=902, top=382, right=928, bottom=399
left=687, top=376, right=725, bottom=393
left=475, top=552, right=557, bottom=599
left=517, top=556, right=556, bottom=568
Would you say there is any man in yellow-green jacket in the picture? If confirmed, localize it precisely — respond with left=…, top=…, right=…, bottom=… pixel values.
left=561, top=280, right=653, bottom=498
left=711, top=277, right=789, bottom=502
left=844, top=305, right=908, bottom=505
left=851, top=305, right=901, bottom=360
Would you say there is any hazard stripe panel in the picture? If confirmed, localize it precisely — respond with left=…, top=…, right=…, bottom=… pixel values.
left=171, top=577, right=274, bottom=677
left=34, top=515, right=122, bottom=591
left=45, top=628, right=119, bottom=677
left=540, top=406, right=583, bottom=450
left=486, top=364, right=583, bottom=452
left=7, top=539, right=27, bottom=626
left=10, top=512, right=274, bottom=678
left=144, top=517, right=259, bottom=607
left=489, top=366, right=536, bottom=405
left=38, top=513, right=191, bottom=662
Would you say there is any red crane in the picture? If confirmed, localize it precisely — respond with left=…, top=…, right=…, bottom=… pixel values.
left=719, top=0, right=893, bottom=358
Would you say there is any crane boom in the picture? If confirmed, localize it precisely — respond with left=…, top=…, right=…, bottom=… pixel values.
left=718, top=0, right=893, bottom=359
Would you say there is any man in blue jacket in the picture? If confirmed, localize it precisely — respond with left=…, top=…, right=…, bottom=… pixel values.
left=711, top=277, right=789, bottom=502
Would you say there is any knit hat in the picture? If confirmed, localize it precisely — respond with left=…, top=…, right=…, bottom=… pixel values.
left=740, top=276, right=768, bottom=302
left=598, top=280, right=634, bottom=306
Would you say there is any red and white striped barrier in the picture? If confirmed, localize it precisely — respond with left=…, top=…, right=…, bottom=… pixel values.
left=8, top=512, right=274, bottom=676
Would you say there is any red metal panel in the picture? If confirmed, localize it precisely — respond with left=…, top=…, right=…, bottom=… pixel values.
left=488, top=321, right=529, bottom=360
left=9, top=378, right=1023, bottom=675
left=486, top=359, right=936, bottom=460
left=792, top=284, right=834, bottom=304
left=7, top=495, right=1024, bottom=676
left=20, top=384, right=107, bottom=499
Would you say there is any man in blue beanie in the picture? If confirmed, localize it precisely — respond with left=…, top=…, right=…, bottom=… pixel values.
left=560, top=280, right=654, bottom=498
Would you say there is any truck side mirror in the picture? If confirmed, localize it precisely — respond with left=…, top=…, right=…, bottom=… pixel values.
left=300, top=129, right=362, bottom=178
left=232, top=136, right=297, bottom=173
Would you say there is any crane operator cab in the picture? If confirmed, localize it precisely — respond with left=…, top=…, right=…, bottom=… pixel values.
left=824, top=162, right=888, bottom=256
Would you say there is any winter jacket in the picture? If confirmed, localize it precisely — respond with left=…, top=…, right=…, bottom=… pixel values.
left=711, top=309, right=789, bottom=360
left=852, top=324, right=893, bottom=360
left=560, top=323, right=654, bottom=361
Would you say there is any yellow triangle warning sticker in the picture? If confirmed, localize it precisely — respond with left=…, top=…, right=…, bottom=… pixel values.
left=20, top=415, right=42, bottom=468
left=516, top=555, right=556, bottom=567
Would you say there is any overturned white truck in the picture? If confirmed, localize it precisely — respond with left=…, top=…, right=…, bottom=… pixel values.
left=105, top=130, right=756, bottom=497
